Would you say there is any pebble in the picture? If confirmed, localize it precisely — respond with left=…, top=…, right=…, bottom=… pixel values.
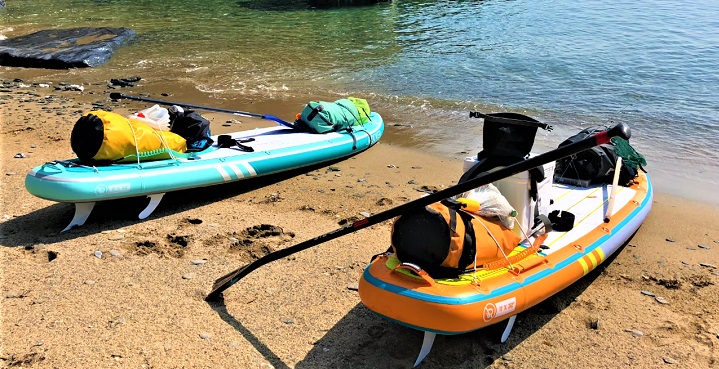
left=228, top=237, right=239, bottom=243
left=407, top=180, right=417, bottom=184
left=699, top=263, right=717, bottom=269
left=698, top=244, right=710, bottom=249
left=94, top=251, right=102, bottom=259
left=655, top=296, right=670, bottom=305
left=681, top=261, right=689, bottom=265
left=182, top=273, right=196, bottom=280
left=109, top=250, right=121, bottom=257
left=199, top=333, right=211, bottom=339
left=14, top=152, right=26, bottom=158
left=347, top=282, right=359, bottom=291
left=359, top=212, right=371, bottom=218
left=662, top=357, right=677, bottom=364
left=641, top=290, right=655, bottom=297
left=625, top=329, right=644, bottom=337
left=357, top=178, right=366, bottom=183
left=191, top=260, right=207, bottom=265
left=590, top=319, right=600, bottom=330
left=326, top=166, right=341, bottom=172
left=665, top=238, right=675, bottom=243
left=5, top=172, right=16, bottom=176
left=387, top=164, right=397, bottom=168
left=502, top=355, right=513, bottom=361
left=84, top=280, right=95, bottom=285
left=108, top=235, right=124, bottom=241
left=280, top=317, right=294, bottom=324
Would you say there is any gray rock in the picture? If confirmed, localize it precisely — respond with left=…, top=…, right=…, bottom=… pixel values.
left=191, top=259, right=207, bottom=265
left=641, top=290, right=655, bottom=297
left=182, top=273, right=196, bottom=280
left=662, top=357, right=677, bottom=364
left=359, top=212, right=371, bottom=218
left=109, top=250, right=122, bottom=257
left=94, top=250, right=102, bottom=259
left=699, top=263, right=717, bottom=269
left=655, top=296, right=669, bottom=305
left=698, top=244, right=710, bottom=249
left=0, top=27, right=137, bottom=69
left=280, top=317, right=294, bottom=324
left=14, top=152, right=26, bottom=158
left=199, top=333, right=211, bottom=339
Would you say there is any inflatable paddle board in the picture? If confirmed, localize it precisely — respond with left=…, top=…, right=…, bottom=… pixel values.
left=25, top=113, right=384, bottom=231
left=359, top=169, right=652, bottom=366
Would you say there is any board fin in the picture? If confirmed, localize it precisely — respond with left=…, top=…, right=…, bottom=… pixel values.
left=413, top=331, right=436, bottom=367
left=500, top=315, right=517, bottom=343
left=62, top=202, right=96, bottom=232
left=139, top=193, right=165, bottom=219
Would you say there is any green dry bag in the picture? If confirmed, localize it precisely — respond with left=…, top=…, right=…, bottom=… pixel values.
left=298, top=99, right=360, bottom=134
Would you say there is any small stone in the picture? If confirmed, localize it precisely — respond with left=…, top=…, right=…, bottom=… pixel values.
left=191, top=260, right=207, bottom=265
left=322, top=347, right=330, bottom=352
left=662, top=357, right=677, bottom=364
left=94, top=251, right=102, bottom=259
left=699, top=263, right=717, bottom=269
left=84, top=280, right=95, bottom=285
left=641, top=290, right=655, bottom=297
left=327, top=166, right=341, bottom=172
left=655, top=296, right=669, bottom=305
left=199, top=333, right=211, bottom=339
left=182, top=273, right=196, bottom=280
left=281, top=317, right=294, bottom=324
left=229, top=237, right=239, bottom=243
left=109, top=250, right=122, bottom=257
left=698, top=244, right=710, bottom=249
left=625, top=329, right=644, bottom=337
left=407, top=180, right=417, bottom=184
left=5, top=172, right=16, bottom=176
left=357, top=178, right=366, bottom=183
left=14, top=152, right=26, bottom=158
left=359, top=212, right=371, bottom=218
left=387, top=164, right=397, bottom=168
left=108, top=235, right=124, bottom=241
left=590, top=319, right=600, bottom=330
left=347, top=282, right=359, bottom=291
left=681, top=261, right=689, bottom=265
left=665, top=238, right=675, bottom=243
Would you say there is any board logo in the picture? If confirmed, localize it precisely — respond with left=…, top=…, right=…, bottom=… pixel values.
left=95, top=183, right=131, bottom=196
left=483, top=297, right=517, bottom=322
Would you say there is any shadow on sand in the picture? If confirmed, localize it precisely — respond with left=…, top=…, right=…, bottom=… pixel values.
left=210, top=242, right=629, bottom=369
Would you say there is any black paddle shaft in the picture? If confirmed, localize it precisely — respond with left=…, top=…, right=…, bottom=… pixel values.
left=206, top=123, right=631, bottom=301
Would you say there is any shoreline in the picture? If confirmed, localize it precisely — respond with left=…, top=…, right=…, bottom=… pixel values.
left=2, top=76, right=719, bottom=368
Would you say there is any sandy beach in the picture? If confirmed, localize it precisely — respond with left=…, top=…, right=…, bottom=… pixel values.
left=1, top=78, right=718, bottom=369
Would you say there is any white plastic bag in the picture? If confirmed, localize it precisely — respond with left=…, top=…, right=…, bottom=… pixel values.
left=457, top=184, right=516, bottom=229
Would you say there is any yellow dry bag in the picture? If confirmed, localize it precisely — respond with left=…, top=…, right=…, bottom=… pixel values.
left=71, top=110, right=187, bottom=163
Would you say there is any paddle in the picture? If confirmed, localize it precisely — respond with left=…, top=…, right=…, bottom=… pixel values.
left=206, top=122, right=631, bottom=301
left=108, top=92, right=297, bottom=129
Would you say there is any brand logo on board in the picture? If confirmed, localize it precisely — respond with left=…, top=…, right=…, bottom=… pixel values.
left=483, top=297, right=517, bottom=322
left=95, top=183, right=131, bottom=196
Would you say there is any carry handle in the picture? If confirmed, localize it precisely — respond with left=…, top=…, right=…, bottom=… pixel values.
left=392, top=262, right=437, bottom=287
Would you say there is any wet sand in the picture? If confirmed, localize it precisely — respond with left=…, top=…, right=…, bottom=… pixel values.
left=1, top=78, right=718, bottom=368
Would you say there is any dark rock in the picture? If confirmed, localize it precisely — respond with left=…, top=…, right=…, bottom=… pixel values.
left=0, top=27, right=136, bottom=69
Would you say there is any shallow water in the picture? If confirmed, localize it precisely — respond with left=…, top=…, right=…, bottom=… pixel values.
left=2, top=0, right=717, bottom=203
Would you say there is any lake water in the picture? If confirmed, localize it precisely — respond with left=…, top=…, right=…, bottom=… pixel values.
left=2, top=0, right=718, bottom=203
